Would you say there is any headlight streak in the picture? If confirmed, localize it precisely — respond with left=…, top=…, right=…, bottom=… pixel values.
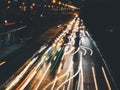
left=80, top=46, right=93, bottom=56
left=102, top=67, right=112, bottom=90
left=4, top=15, right=95, bottom=90
left=56, top=52, right=83, bottom=90
left=64, top=47, right=75, bottom=56
left=16, top=67, right=37, bottom=90
left=34, top=63, right=51, bottom=90
left=80, top=47, right=87, bottom=56
left=43, top=62, right=73, bottom=90
left=51, top=62, right=63, bottom=90
left=15, top=45, right=58, bottom=90
left=5, top=44, right=48, bottom=90
left=5, top=57, right=38, bottom=90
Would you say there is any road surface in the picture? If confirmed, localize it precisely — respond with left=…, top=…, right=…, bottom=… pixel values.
left=0, top=14, right=117, bottom=90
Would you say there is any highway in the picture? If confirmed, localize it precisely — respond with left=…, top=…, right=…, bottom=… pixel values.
left=0, top=14, right=117, bottom=90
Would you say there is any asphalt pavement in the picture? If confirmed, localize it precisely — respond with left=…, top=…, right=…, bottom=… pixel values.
left=0, top=14, right=117, bottom=90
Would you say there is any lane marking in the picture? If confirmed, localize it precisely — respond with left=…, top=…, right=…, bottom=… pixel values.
left=102, top=67, right=112, bottom=90
left=92, top=66, right=98, bottom=90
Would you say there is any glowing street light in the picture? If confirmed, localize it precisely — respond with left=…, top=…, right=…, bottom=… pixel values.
left=52, top=5, right=54, bottom=8
left=32, top=3, right=35, bottom=6
left=58, top=1, right=61, bottom=5
left=8, top=0, right=11, bottom=4
left=30, top=6, right=33, bottom=10
left=7, top=6, right=10, bottom=8
left=22, top=2, right=25, bottom=5
left=48, top=5, right=51, bottom=8
left=4, top=20, right=8, bottom=24
left=19, top=6, right=21, bottom=9
left=44, top=5, right=46, bottom=7
left=65, top=4, right=68, bottom=6
left=52, top=0, right=56, bottom=3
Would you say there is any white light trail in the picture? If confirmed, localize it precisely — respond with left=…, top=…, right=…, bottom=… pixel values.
left=34, top=63, right=51, bottom=90
left=102, top=67, right=111, bottom=90
left=5, top=57, right=38, bottom=90
left=16, top=67, right=37, bottom=90
left=80, top=46, right=93, bottom=56
left=38, top=45, right=47, bottom=53
left=65, top=47, right=75, bottom=56
left=43, top=62, right=73, bottom=90
left=92, top=66, right=98, bottom=90
left=80, top=47, right=87, bottom=56
left=56, top=52, right=83, bottom=90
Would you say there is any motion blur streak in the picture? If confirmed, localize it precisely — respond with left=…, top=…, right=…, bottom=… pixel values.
left=43, top=61, right=73, bottom=90
left=16, top=67, right=36, bottom=90
left=92, top=66, right=98, bottom=90
left=56, top=52, right=83, bottom=90
left=102, top=67, right=112, bottom=90
left=80, top=45, right=93, bottom=56
left=34, top=63, right=51, bottom=90
left=5, top=57, right=38, bottom=90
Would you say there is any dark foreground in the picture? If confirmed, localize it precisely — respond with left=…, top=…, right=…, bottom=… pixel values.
left=81, top=1, right=120, bottom=89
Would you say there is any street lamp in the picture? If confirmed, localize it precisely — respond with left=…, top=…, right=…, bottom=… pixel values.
left=32, top=3, right=35, bottom=7
left=22, top=2, right=25, bottom=5
left=7, top=0, right=11, bottom=8
left=8, top=0, right=11, bottom=4
left=52, top=0, right=56, bottom=3
left=58, top=1, right=61, bottom=5
left=44, top=5, right=46, bottom=7
left=48, top=5, right=51, bottom=8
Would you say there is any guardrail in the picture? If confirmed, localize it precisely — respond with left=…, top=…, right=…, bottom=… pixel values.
left=0, top=26, right=27, bottom=36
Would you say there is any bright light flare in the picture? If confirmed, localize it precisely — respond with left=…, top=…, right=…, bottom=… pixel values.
left=92, top=66, right=98, bottom=90
left=32, top=3, right=35, bottom=6
left=52, top=0, right=56, bottom=3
